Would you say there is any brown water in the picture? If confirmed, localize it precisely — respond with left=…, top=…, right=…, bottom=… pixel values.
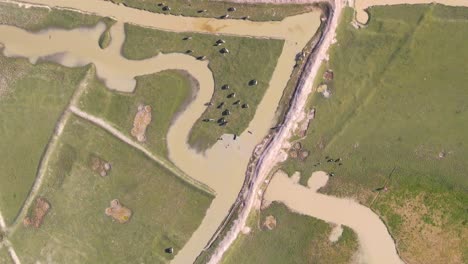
left=0, top=2, right=321, bottom=262
left=354, top=0, right=468, bottom=23
left=265, top=171, right=404, bottom=264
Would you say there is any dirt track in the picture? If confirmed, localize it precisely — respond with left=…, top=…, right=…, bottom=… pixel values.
left=206, top=1, right=345, bottom=263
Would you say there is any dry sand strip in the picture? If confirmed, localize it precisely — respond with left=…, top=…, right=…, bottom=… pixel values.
left=265, top=171, right=404, bottom=264
left=354, top=0, right=468, bottom=24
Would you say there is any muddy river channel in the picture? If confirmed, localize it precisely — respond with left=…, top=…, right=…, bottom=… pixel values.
left=0, top=0, right=402, bottom=263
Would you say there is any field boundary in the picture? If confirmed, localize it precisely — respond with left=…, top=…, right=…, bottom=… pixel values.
left=6, top=68, right=94, bottom=236
left=69, top=106, right=216, bottom=196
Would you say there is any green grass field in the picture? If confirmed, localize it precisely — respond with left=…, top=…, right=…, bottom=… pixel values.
left=79, top=70, right=194, bottom=158
left=123, top=24, right=284, bottom=151
left=107, top=0, right=315, bottom=21
left=0, top=55, right=89, bottom=224
left=0, top=247, right=11, bottom=264
left=9, top=116, right=213, bottom=263
left=0, top=2, right=114, bottom=46
left=222, top=202, right=358, bottom=264
left=282, top=5, right=468, bottom=263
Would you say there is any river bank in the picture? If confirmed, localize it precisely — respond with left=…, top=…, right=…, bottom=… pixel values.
left=0, top=2, right=321, bottom=263
left=265, top=171, right=403, bottom=264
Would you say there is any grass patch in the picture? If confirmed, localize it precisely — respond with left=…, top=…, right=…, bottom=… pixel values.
left=9, top=116, right=213, bottom=263
left=0, top=247, right=11, bottom=264
left=0, top=55, right=89, bottom=224
left=222, top=202, right=358, bottom=264
left=281, top=5, right=468, bottom=263
left=0, top=2, right=115, bottom=45
left=98, top=28, right=112, bottom=49
left=123, top=24, right=284, bottom=151
left=106, top=0, right=315, bottom=21
left=79, top=70, right=194, bottom=158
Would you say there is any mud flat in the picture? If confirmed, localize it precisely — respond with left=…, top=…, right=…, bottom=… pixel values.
left=0, top=4, right=321, bottom=262
left=264, top=171, right=403, bottom=264
left=354, top=0, right=468, bottom=23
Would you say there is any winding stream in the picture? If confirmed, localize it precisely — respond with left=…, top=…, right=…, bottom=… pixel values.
left=0, top=0, right=408, bottom=263
left=0, top=2, right=321, bottom=262
left=265, top=171, right=403, bottom=264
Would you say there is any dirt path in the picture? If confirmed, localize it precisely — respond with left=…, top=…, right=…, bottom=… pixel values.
left=7, top=68, right=94, bottom=236
left=206, top=1, right=345, bottom=263
left=0, top=4, right=321, bottom=262
left=3, top=239, right=20, bottom=264
left=0, top=211, right=6, bottom=230
left=69, top=106, right=215, bottom=195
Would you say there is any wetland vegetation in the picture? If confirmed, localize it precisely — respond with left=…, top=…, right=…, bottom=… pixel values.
left=123, top=24, right=284, bottom=151
left=106, top=0, right=316, bottom=21
left=0, top=2, right=115, bottom=45
left=282, top=5, right=468, bottom=263
left=9, top=116, right=213, bottom=263
left=221, top=202, right=358, bottom=264
left=0, top=55, right=89, bottom=224
left=79, top=70, right=195, bottom=159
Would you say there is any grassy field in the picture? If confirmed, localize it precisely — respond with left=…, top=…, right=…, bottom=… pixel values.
left=9, top=116, right=213, bottom=263
left=79, top=70, right=194, bottom=158
left=222, top=202, right=358, bottom=264
left=0, top=247, right=11, bottom=264
left=123, top=24, right=284, bottom=151
left=282, top=5, right=468, bottom=263
left=106, top=0, right=315, bottom=21
left=0, top=2, right=114, bottom=47
left=0, top=55, right=89, bottom=225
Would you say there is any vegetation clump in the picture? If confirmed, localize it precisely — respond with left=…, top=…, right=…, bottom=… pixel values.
left=105, top=199, right=132, bottom=224
left=263, top=215, right=277, bottom=230
left=131, top=104, right=152, bottom=142
left=90, top=155, right=112, bottom=177
left=23, top=197, right=51, bottom=228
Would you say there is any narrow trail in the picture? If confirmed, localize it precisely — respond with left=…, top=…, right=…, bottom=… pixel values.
left=3, top=239, right=20, bottom=264
left=7, top=68, right=94, bottom=236
left=0, top=210, right=6, bottom=230
left=0, top=208, right=19, bottom=264
left=69, top=106, right=215, bottom=195
left=0, top=3, right=319, bottom=262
